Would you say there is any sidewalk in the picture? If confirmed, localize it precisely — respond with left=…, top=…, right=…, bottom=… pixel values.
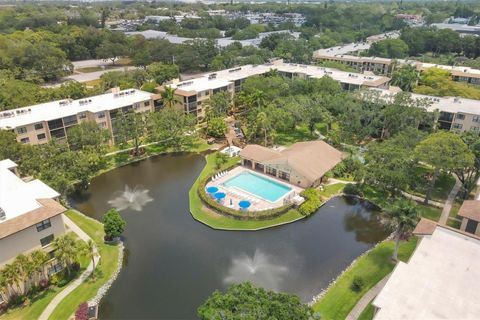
left=38, top=214, right=100, bottom=320
left=346, top=274, right=390, bottom=320
left=438, top=176, right=462, bottom=225
left=400, top=190, right=444, bottom=208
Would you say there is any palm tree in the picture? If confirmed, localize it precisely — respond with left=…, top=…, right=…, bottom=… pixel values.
left=161, top=86, right=177, bottom=109
left=391, top=65, right=419, bottom=92
left=30, top=250, right=48, bottom=285
left=0, top=273, right=11, bottom=303
left=387, top=199, right=420, bottom=261
left=256, top=112, right=271, bottom=147
left=81, top=240, right=99, bottom=278
left=1, top=263, right=21, bottom=296
left=14, top=254, right=33, bottom=294
left=53, top=234, right=81, bottom=276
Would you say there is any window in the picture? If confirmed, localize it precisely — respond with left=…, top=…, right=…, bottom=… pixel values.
left=453, top=123, right=463, bottom=130
left=97, top=112, right=106, bottom=119
left=20, top=137, right=30, bottom=144
left=48, top=262, right=63, bottom=276
left=37, top=133, right=46, bottom=140
left=456, top=113, right=465, bottom=121
left=278, top=171, right=290, bottom=181
left=471, top=126, right=480, bottom=132
left=473, top=116, right=480, bottom=123
left=17, top=127, right=27, bottom=134
left=48, top=250, right=56, bottom=260
left=40, top=234, right=54, bottom=247
left=266, top=166, right=277, bottom=177
left=79, top=112, right=87, bottom=119
left=34, top=123, right=44, bottom=130
left=47, top=118, right=63, bottom=130
left=98, top=122, right=107, bottom=128
left=62, top=115, right=78, bottom=127
left=36, top=219, right=52, bottom=232
left=144, top=101, right=150, bottom=107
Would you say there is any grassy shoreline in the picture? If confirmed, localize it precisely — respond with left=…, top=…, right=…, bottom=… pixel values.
left=47, top=210, right=120, bottom=320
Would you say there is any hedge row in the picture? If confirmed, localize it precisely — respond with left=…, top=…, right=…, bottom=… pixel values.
left=298, top=188, right=322, bottom=216
left=198, top=177, right=294, bottom=221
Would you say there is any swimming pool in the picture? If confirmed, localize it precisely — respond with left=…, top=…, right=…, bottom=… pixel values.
left=222, top=171, right=292, bottom=202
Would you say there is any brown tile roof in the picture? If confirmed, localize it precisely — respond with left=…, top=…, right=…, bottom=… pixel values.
left=413, top=218, right=437, bottom=236
left=240, top=141, right=344, bottom=183
left=457, top=200, right=480, bottom=222
left=0, top=199, right=66, bottom=239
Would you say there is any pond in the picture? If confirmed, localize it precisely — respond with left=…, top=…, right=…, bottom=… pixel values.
left=70, top=153, right=389, bottom=319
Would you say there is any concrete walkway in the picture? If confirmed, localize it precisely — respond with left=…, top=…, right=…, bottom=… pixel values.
left=346, top=274, right=391, bottom=320
left=400, top=190, right=444, bottom=208
left=438, top=176, right=462, bottom=225
left=38, top=214, right=100, bottom=320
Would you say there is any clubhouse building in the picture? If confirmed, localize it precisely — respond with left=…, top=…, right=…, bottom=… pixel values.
left=239, top=141, right=344, bottom=188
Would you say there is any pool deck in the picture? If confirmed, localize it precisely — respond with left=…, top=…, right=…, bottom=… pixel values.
left=206, top=166, right=304, bottom=212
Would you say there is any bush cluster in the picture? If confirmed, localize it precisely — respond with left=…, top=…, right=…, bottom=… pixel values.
left=343, top=183, right=364, bottom=197
left=298, top=188, right=322, bottom=216
left=350, top=276, right=365, bottom=293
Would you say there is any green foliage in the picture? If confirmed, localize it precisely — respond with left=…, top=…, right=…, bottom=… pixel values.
left=214, top=152, right=228, bottom=169
left=343, top=183, right=363, bottom=197
left=67, top=121, right=110, bottom=152
left=298, top=188, right=322, bottom=216
left=350, top=276, right=364, bottom=293
left=391, top=65, right=419, bottom=92
left=198, top=282, right=319, bottom=320
left=102, top=209, right=126, bottom=240
left=386, top=199, right=420, bottom=260
left=146, top=62, right=179, bottom=85
left=207, top=118, right=227, bottom=138
left=368, top=39, right=409, bottom=59
left=53, top=234, right=84, bottom=276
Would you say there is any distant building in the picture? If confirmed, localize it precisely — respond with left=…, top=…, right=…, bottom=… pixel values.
left=431, top=23, right=480, bottom=36
left=239, top=141, right=344, bottom=188
left=395, top=14, right=424, bottom=26
left=0, top=89, right=160, bottom=146
left=368, top=88, right=480, bottom=133
left=0, top=159, right=67, bottom=274
left=157, top=60, right=391, bottom=121
left=373, top=220, right=480, bottom=319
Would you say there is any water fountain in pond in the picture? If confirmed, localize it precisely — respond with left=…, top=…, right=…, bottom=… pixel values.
left=108, top=185, right=153, bottom=211
left=224, top=249, right=288, bottom=291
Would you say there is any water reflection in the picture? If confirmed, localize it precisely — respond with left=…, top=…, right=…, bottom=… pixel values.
left=224, top=249, right=289, bottom=291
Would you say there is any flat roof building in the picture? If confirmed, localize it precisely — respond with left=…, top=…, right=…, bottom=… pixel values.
left=159, top=60, right=391, bottom=121
left=367, top=88, right=480, bottom=133
left=373, top=221, right=480, bottom=319
left=0, top=88, right=160, bottom=145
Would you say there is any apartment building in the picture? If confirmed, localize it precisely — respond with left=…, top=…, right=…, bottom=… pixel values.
left=315, top=53, right=480, bottom=85
left=0, top=159, right=67, bottom=275
left=369, top=88, right=480, bottom=133
left=0, top=89, right=160, bottom=146
left=158, top=60, right=391, bottom=121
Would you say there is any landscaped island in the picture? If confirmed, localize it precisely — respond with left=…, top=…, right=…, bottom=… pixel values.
left=190, top=140, right=344, bottom=230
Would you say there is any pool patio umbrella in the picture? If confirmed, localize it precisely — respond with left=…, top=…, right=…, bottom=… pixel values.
left=206, top=186, right=219, bottom=194
left=239, top=200, right=251, bottom=210
left=214, top=192, right=226, bottom=202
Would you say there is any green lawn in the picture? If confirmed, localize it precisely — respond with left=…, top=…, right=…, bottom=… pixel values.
left=407, top=166, right=456, bottom=202
left=320, top=183, right=346, bottom=199
left=275, top=125, right=316, bottom=146
left=47, top=210, right=120, bottom=320
left=313, top=238, right=418, bottom=320
left=75, top=67, right=103, bottom=73
left=189, top=153, right=305, bottom=230
left=358, top=301, right=375, bottom=320
left=0, top=288, right=61, bottom=320
left=447, top=201, right=463, bottom=229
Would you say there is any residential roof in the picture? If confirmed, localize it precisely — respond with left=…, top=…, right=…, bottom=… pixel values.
left=0, top=159, right=60, bottom=222
left=373, top=225, right=480, bottom=319
left=0, top=198, right=65, bottom=240
left=162, top=60, right=390, bottom=95
left=240, top=141, right=344, bottom=182
left=0, top=89, right=154, bottom=129
left=412, top=218, right=437, bottom=235
left=368, top=88, right=480, bottom=116
left=458, top=200, right=480, bottom=222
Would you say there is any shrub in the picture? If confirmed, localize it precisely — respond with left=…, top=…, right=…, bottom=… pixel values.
left=343, top=183, right=364, bottom=197
left=39, top=278, right=49, bottom=289
left=350, top=276, right=365, bottom=293
left=103, top=209, right=126, bottom=241
left=298, top=188, right=322, bottom=216
left=75, top=302, right=89, bottom=320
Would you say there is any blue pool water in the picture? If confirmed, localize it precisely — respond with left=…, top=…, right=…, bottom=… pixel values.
left=223, top=171, right=292, bottom=202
